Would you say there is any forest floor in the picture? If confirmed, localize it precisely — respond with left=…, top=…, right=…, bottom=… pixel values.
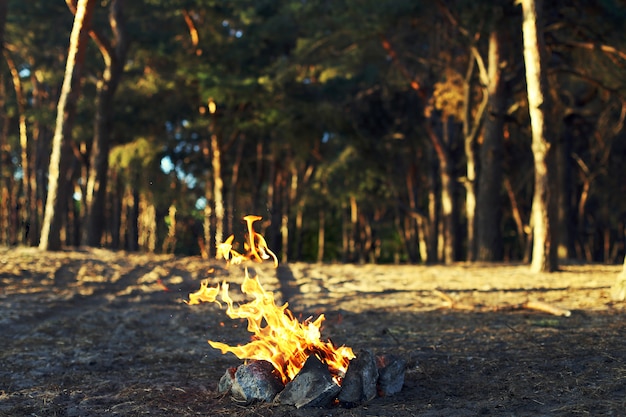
left=1, top=246, right=625, bottom=417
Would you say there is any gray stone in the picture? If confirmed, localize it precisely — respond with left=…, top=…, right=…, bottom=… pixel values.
left=338, top=349, right=378, bottom=407
left=275, top=355, right=341, bottom=408
left=229, top=360, right=284, bottom=403
left=376, top=354, right=406, bottom=396
left=218, top=367, right=236, bottom=393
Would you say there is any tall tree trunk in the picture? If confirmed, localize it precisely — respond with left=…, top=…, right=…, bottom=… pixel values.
left=426, top=148, right=439, bottom=263
left=281, top=166, right=298, bottom=263
left=349, top=195, right=358, bottom=262
left=521, top=0, right=557, bottom=272
left=317, top=207, right=325, bottom=263
left=39, top=0, right=96, bottom=250
left=226, top=135, right=244, bottom=236
left=202, top=137, right=213, bottom=258
left=404, top=164, right=421, bottom=262
left=83, top=0, right=128, bottom=247
left=556, top=116, right=576, bottom=259
left=504, top=176, right=529, bottom=260
left=463, top=47, right=489, bottom=262
left=426, top=122, right=455, bottom=264
left=210, top=131, right=224, bottom=247
left=27, top=74, right=50, bottom=247
left=463, top=66, right=478, bottom=262
left=477, top=28, right=506, bottom=261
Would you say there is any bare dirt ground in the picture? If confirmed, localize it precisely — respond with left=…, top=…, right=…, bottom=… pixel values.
left=1, top=246, right=625, bottom=416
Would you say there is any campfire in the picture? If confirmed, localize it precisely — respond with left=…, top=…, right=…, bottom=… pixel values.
left=187, top=215, right=405, bottom=408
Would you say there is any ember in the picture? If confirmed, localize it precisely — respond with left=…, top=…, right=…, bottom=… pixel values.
left=187, top=215, right=405, bottom=407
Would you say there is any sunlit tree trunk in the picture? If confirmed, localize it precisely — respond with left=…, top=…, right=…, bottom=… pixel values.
left=211, top=131, right=224, bottom=248
left=162, top=204, right=177, bottom=253
left=27, top=73, right=51, bottom=247
left=39, top=0, right=96, bottom=250
left=462, top=47, right=489, bottom=262
left=348, top=195, right=358, bottom=262
left=426, top=149, right=439, bottom=263
left=477, top=28, right=506, bottom=261
left=521, top=0, right=557, bottom=272
left=121, top=170, right=140, bottom=251
left=317, top=208, right=325, bottom=263
left=463, top=63, right=478, bottom=262
left=83, top=0, right=128, bottom=247
left=426, top=122, right=456, bottom=265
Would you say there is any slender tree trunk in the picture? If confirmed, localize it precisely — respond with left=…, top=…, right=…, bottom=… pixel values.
left=477, top=28, right=506, bottom=261
left=349, top=195, right=358, bottom=261
left=405, top=165, right=421, bottom=262
left=426, top=122, right=455, bottom=264
left=281, top=166, right=298, bottom=263
left=210, top=131, right=224, bottom=247
left=127, top=179, right=139, bottom=251
left=463, top=62, right=478, bottom=262
left=556, top=117, right=575, bottom=259
left=200, top=136, right=213, bottom=257
left=294, top=205, right=303, bottom=261
left=426, top=148, right=439, bottom=263
left=463, top=47, right=489, bottom=262
left=226, top=135, right=244, bottom=236
left=522, top=0, right=557, bottom=272
left=271, top=165, right=284, bottom=253
left=4, top=51, right=31, bottom=244
left=317, top=207, right=325, bottom=263
left=0, top=76, right=6, bottom=245
left=83, top=0, right=128, bottom=247
left=504, top=176, right=528, bottom=259
left=39, top=0, right=96, bottom=250
left=28, top=74, right=49, bottom=247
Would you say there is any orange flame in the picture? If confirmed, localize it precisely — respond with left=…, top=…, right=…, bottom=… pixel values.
left=187, top=215, right=354, bottom=384
left=216, top=215, right=278, bottom=267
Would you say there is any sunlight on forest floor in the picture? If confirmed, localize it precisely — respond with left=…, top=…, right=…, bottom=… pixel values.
left=1, top=247, right=624, bottom=417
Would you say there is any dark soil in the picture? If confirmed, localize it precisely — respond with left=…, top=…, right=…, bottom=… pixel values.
left=1, top=247, right=625, bottom=416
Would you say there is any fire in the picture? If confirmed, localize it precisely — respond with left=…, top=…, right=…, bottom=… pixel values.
left=187, top=215, right=354, bottom=384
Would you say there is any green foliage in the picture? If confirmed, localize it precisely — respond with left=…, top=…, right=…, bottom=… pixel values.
left=3, top=0, right=626, bottom=261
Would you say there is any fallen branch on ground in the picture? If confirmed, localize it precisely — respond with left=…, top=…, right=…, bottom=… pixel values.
left=434, top=290, right=572, bottom=317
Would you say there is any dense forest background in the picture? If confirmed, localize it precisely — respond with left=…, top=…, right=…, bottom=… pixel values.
left=0, top=0, right=625, bottom=269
